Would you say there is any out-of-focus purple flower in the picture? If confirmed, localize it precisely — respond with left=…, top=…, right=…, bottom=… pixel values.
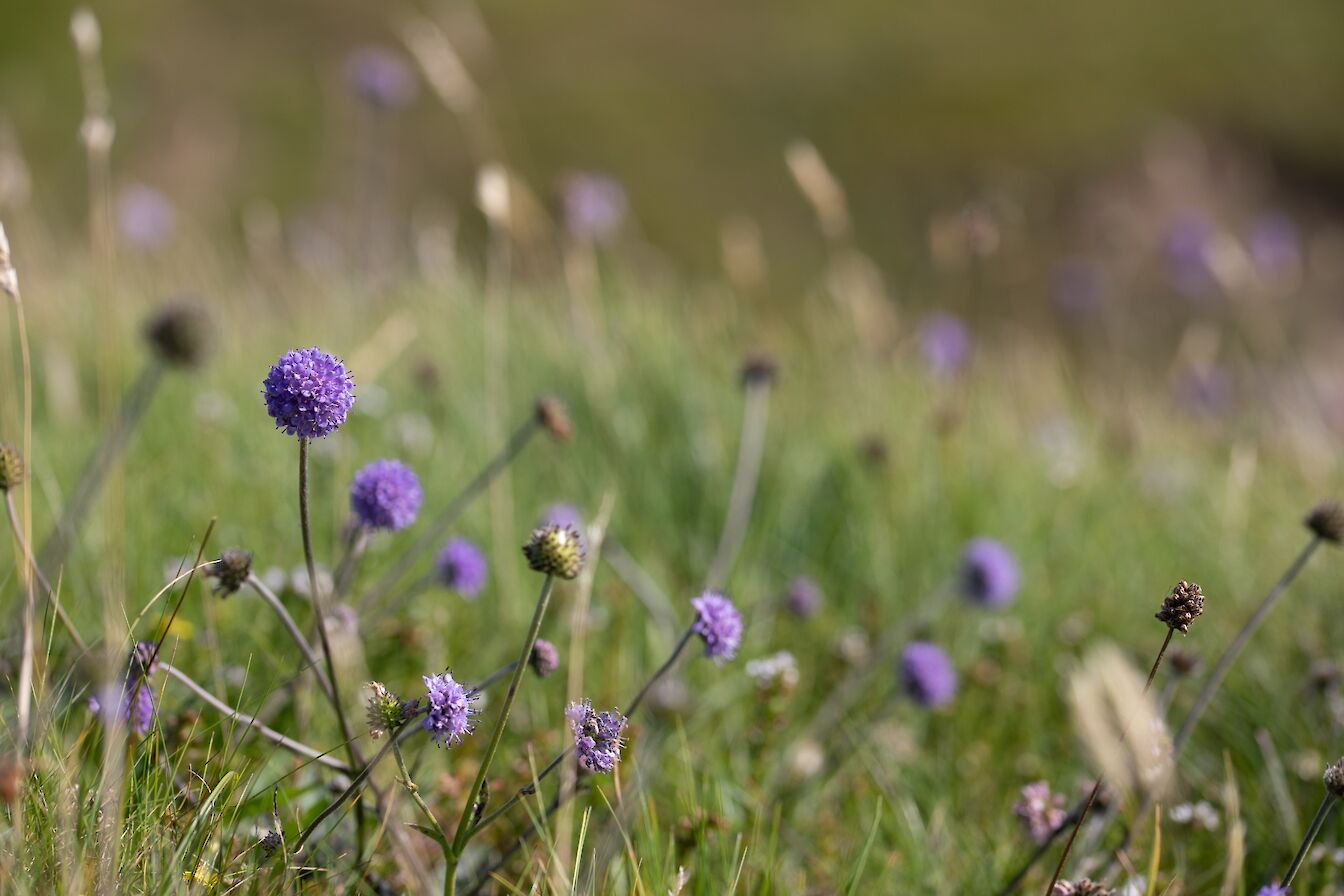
left=1254, top=885, right=1289, bottom=896
left=1248, top=214, right=1301, bottom=282
left=344, top=45, right=418, bottom=109
left=116, top=184, right=175, bottom=251
left=1051, top=257, right=1106, bottom=317
left=918, top=312, right=970, bottom=376
left=959, top=538, right=1020, bottom=607
left=1164, top=214, right=1217, bottom=299
left=561, top=172, right=627, bottom=244
left=783, top=576, right=822, bottom=618
left=1175, top=365, right=1233, bottom=417
left=262, top=347, right=356, bottom=439
left=691, top=591, right=743, bottom=663
left=900, top=642, right=957, bottom=708
left=565, top=699, right=627, bottom=773
left=89, top=641, right=159, bottom=736
left=1014, top=780, right=1067, bottom=844
left=422, top=671, right=476, bottom=747
left=350, top=459, right=422, bottom=531
left=435, top=537, right=488, bottom=598
left=530, top=638, right=560, bottom=678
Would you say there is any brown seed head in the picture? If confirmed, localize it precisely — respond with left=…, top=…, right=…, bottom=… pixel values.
left=740, top=352, right=778, bottom=388
left=0, top=443, right=24, bottom=492
left=144, top=303, right=211, bottom=368
left=1306, top=501, right=1344, bottom=544
left=208, top=549, right=253, bottom=597
left=1155, top=580, right=1204, bottom=634
left=534, top=396, right=573, bottom=441
left=1326, top=757, right=1344, bottom=799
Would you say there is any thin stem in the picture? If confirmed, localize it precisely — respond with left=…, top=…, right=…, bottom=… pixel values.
left=245, top=572, right=334, bottom=702
left=393, top=740, right=448, bottom=848
left=1283, top=793, right=1336, bottom=887
left=449, top=574, right=556, bottom=854
left=159, top=662, right=349, bottom=773
left=705, top=382, right=771, bottom=591
left=362, top=417, right=539, bottom=614
left=1044, top=627, right=1175, bottom=895
left=626, top=626, right=696, bottom=717
left=332, top=522, right=368, bottom=599
left=292, top=726, right=405, bottom=854
left=5, top=492, right=86, bottom=651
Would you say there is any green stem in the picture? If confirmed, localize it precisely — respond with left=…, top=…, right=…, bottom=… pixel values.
left=1284, top=792, right=1336, bottom=887
left=291, top=726, right=403, bottom=855
left=449, top=574, right=555, bottom=855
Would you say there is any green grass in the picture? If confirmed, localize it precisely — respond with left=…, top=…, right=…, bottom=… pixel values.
left=1, top=249, right=1343, bottom=894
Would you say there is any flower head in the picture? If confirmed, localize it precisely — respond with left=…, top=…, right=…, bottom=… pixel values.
left=783, top=576, right=822, bottom=618
left=900, top=642, right=957, bottom=708
left=0, top=443, right=24, bottom=492
left=1255, top=884, right=1290, bottom=896
left=435, top=537, right=488, bottom=597
left=366, top=681, right=418, bottom=739
left=529, top=639, right=560, bottom=678
left=561, top=172, right=627, bottom=244
left=534, top=397, right=572, bottom=441
left=350, top=459, right=422, bottom=531
left=918, top=312, right=970, bottom=376
left=208, top=549, right=253, bottom=597
left=522, top=524, right=585, bottom=579
left=344, top=45, right=417, bottom=109
left=144, top=304, right=210, bottom=368
left=565, top=699, right=627, bottom=773
left=262, top=347, right=356, bottom=439
left=1306, top=501, right=1344, bottom=544
left=1156, top=580, right=1205, bottom=634
left=1051, top=881, right=1114, bottom=896
left=740, top=352, right=778, bottom=389
left=116, top=183, right=175, bottom=251
left=959, top=538, right=1020, bottom=607
left=1013, top=780, right=1067, bottom=844
left=691, top=591, right=743, bottom=663
left=421, top=672, right=476, bottom=747
left=89, top=642, right=159, bottom=736
left=1325, top=757, right=1344, bottom=799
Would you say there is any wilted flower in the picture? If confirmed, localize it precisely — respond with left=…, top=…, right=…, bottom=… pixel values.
left=344, top=45, right=418, bottom=109
left=262, top=347, right=356, bottom=439
left=365, top=681, right=417, bottom=739
left=959, top=538, right=1020, bottom=607
left=691, top=591, right=743, bottom=663
left=783, top=576, right=822, bottom=618
left=529, top=639, right=560, bottom=678
left=0, top=442, right=24, bottom=492
left=1013, top=780, right=1067, bottom=844
left=435, top=537, right=488, bottom=598
left=565, top=699, right=627, bottom=773
left=115, top=183, right=175, bottom=251
left=918, top=312, right=970, bottom=376
left=1325, top=757, right=1344, bottom=799
left=422, top=672, right=476, bottom=747
left=1156, top=580, right=1205, bottom=634
left=350, top=459, right=423, bottom=531
left=561, top=172, right=627, bottom=244
left=900, top=642, right=957, bottom=708
left=522, top=524, right=585, bottom=579
left=144, top=304, right=210, bottom=368
left=208, top=549, right=253, bottom=597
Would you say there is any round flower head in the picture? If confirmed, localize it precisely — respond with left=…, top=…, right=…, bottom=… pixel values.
left=116, top=183, right=175, bottom=251
left=1255, top=884, right=1289, bottom=896
left=350, top=459, right=423, bottom=531
left=561, top=172, right=628, bottom=244
left=919, top=312, right=970, bottom=376
left=1155, top=580, right=1205, bottom=634
left=344, top=45, right=418, bottom=109
left=208, top=549, right=253, bottom=597
left=262, top=347, right=356, bottom=439
left=1306, top=500, right=1344, bottom=544
left=366, top=681, right=418, bottom=739
left=0, top=442, right=24, bottom=492
left=959, top=538, right=1020, bottom=607
left=691, top=591, right=743, bottom=663
left=783, top=576, right=822, bottom=618
left=422, top=672, right=476, bottom=747
left=565, top=699, right=627, bottom=773
left=435, top=537, right=488, bottom=598
left=1325, top=757, right=1344, bottom=799
left=529, top=638, right=560, bottom=678
left=144, top=303, right=210, bottom=368
left=900, top=642, right=957, bottom=708
left=1014, top=780, right=1067, bottom=844
left=522, top=524, right=585, bottom=579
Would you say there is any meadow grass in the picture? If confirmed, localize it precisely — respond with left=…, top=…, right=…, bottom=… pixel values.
left=1, top=244, right=1343, bottom=894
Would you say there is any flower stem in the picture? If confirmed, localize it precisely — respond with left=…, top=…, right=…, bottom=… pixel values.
left=292, top=726, right=404, bottom=855
left=245, top=572, right=334, bottom=702
left=705, top=380, right=771, bottom=591
left=449, top=574, right=556, bottom=854
left=5, top=492, right=87, bottom=652
left=393, top=740, right=448, bottom=848
left=1283, top=792, right=1336, bottom=888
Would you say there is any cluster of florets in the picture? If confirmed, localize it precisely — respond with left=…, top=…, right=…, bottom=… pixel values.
left=436, top=538, right=488, bottom=598
left=262, top=347, right=356, bottom=439
left=350, top=459, right=423, bottom=531
left=566, top=700, right=627, bottom=774
left=522, top=524, right=585, bottom=579
left=365, top=682, right=420, bottom=739
left=1013, top=781, right=1067, bottom=844
left=208, top=549, right=253, bottom=597
left=1155, top=580, right=1205, bottom=634
left=90, top=641, right=159, bottom=736
left=529, top=639, right=560, bottom=678
left=422, top=672, right=477, bottom=747
left=691, top=591, right=742, bottom=662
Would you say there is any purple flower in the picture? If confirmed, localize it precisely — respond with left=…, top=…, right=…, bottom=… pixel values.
left=691, top=591, right=743, bottom=662
left=1175, top=365, right=1233, bottom=417
left=530, top=639, right=560, bottom=677
left=900, top=642, right=957, bottom=707
left=262, top=347, right=356, bottom=439
left=344, top=45, right=418, bottom=109
left=422, top=672, right=476, bottom=747
left=1255, top=885, right=1289, bottom=896
left=959, top=538, right=1020, bottom=607
left=918, top=312, right=970, bottom=376
left=561, top=172, right=628, bottom=244
left=435, top=537, right=488, bottom=597
left=783, top=576, right=822, bottom=618
left=350, top=459, right=422, bottom=531
left=1051, top=257, right=1106, bottom=317
left=89, top=642, right=159, bottom=736
left=1248, top=214, right=1301, bottom=281
left=565, top=699, right=627, bottom=773
left=115, top=184, right=175, bottom=251
left=1014, top=780, right=1067, bottom=844
left=1164, top=214, right=1217, bottom=299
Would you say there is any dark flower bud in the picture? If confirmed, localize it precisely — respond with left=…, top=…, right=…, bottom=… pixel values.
left=1156, top=580, right=1204, bottom=634
left=1306, top=501, right=1344, bottom=544
left=1168, top=647, right=1201, bottom=677
left=144, top=304, right=211, bottom=368
left=209, top=549, right=253, bottom=597
left=529, top=638, right=560, bottom=677
left=365, top=682, right=418, bottom=740
left=259, top=830, right=282, bottom=859
left=740, top=352, right=778, bottom=388
left=1326, top=757, right=1344, bottom=799
left=522, top=524, right=584, bottom=579
left=0, top=443, right=24, bottom=491
left=534, top=397, right=573, bottom=441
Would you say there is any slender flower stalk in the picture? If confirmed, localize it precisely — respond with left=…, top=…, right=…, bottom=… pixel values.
left=5, top=490, right=86, bottom=651
left=2, top=449, right=35, bottom=745
left=245, top=572, right=334, bottom=701
left=1281, top=758, right=1344, bottom=888
left=705, top=358, right=774, bottom=590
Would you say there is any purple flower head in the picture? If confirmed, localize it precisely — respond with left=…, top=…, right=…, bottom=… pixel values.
left=262, top=347, right=356, bottom=439
left=116, top=184, right=175, bottom=251
left=344, top=45, right=418, bottom=109
left=1051, top=257, right=1106, bottom=317
left=565, top=699, right=627, bottom=773
left=435, top=537, right=488, bottom=598
left=562, top=172, right=628, bottom=244
left=1014, top=780, right=1067, bottom=844
left=918, top=312, right=970, bottom=376
left=1248, top=214, right=1301, bottom=280
left=350, top=459, right=422, bottom=531
left=691, top=591, right=743, bottom=663
left=900, top=642, right=957, bottom=708
left=1164, top=214, right=1217, bottom=299
left=959, top=538, right=1020, bottom=607
left=783, top=576, right=822, bottom=618
left=1255, top=885, right=1289, bottom=896
left=89, top=642, right=160, bottom=736
left=422, top=672, right=476, bottom=747
left=530, top=638, right=560, bottom=678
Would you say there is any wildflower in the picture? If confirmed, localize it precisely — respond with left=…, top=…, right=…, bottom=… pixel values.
left=1156, top=580, right=1205, bottom=634
left=1255, top=886, right=1289, bottom=896
left=344, top=45, right=417, bottom=109
left=350, top=459, right=423, bottom=531
left=259, top=830, right=282, bottom=859
left=565, top=699, right=627, bottom=773
left=900, top=642, right=957, bottom=708
left=435, top=537, right=488, bottom=598
left=262, top=347, right=355, bottom=439
left=740, top=352, right=778, bottom=388
left=90, top=642, right=159, bottom=736
left=0, top=442, right=24, bottom=491
left=208, top=549, right=252, bottom=597
left=691, top=591, right=743, bottom=663
left=745, top=651, right=799, bottom=693
left=144, top=304, right=210, bottom=368
left=534, top=397, right=573, bottom=441
left=1325, top=757, right=1344, bottom=799
left=115, top=183, right=175, bottom=251
left=366, top=681, right=417, bottom=739
left=541, top=502, right=587, bottom=551
left=1050, top=881, right=1113, bottom=896
left=421, top=672, right=476, bottom=747
left=1306, top=501, right=1344, bottom=544
left=1013, top=780, right=1067, bottom=844
left=529, top=639, right=560, bottom=678
left=783, top=576, right=822, bottom=618
left=561, top=172, right=627, bottom=244
left=918, top=312, right=969, bottom=376
left=522, top=524, right=584, bottom=579
left=959, top=538, right=1020, bottom=607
